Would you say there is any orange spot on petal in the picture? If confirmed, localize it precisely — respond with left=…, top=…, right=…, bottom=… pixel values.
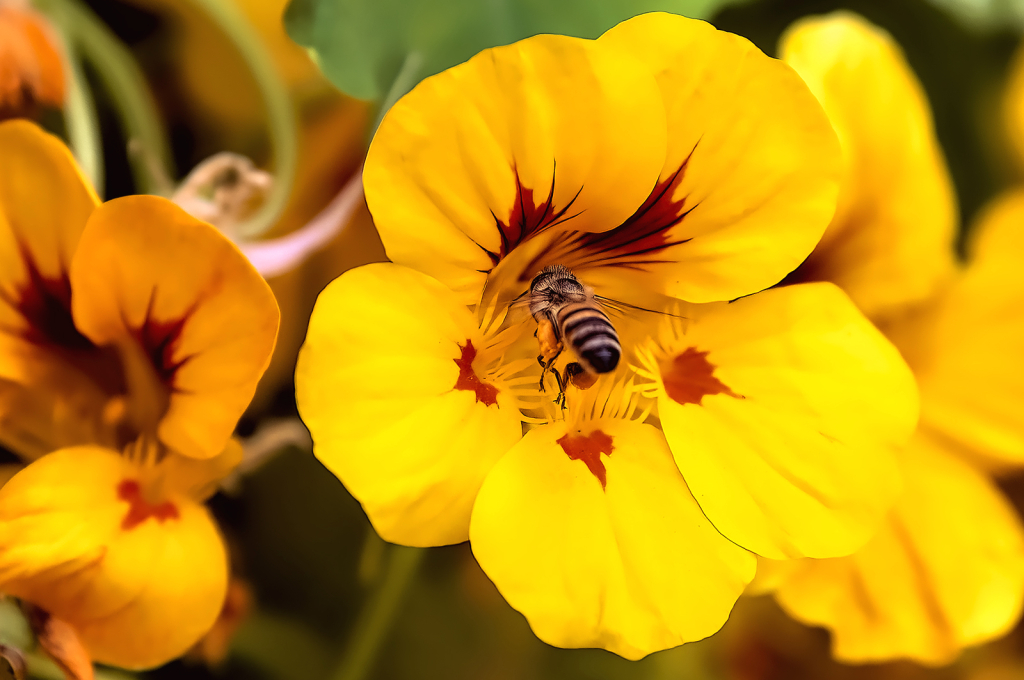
left=557, top=430, right=614, bottom=489
left=454, top=340, right=499, bottom=407
left=117, top=479, right=179, bottom=530
left=663, top=347, right=741, bottom=406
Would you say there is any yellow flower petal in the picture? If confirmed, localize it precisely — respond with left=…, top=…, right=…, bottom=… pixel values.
left=584, top=12, right=841, bottom=303
left=648, top=283, right=915, bottom=559
left=296, top=263, right=524, bottom=547
left=68, top=196, right=280, bottom=460
left=469, top=419, right=755, bottom=659
left=895, top=189, right=1024, bottom=467
left=0, top=120, right=110, bottom=458
left=781, top=12, right=958, bottom=320
left=773, top=433, right=1024, bottom=665
left=0, top=446, right=228, bottom=669
left=364, top=33, right=667, bottom=304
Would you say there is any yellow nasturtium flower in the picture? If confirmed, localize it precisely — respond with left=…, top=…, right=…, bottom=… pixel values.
left=782, top=12, right=958, bottom=321
left=754, top=13, right=1024, bottom=666
left=0, top=120, right=279, bottom=669
left=297, top=12, right=918, bottom=659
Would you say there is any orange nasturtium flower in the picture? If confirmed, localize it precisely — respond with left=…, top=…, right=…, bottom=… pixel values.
left=0, top=119, right=279, bottom=669
left=753, top=13, right=1024, bottom=666
left=0, top=1, right=65, bottom=120
left=297, top=12, right=918, bottom=659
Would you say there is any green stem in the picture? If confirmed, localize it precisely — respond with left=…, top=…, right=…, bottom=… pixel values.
left=62, top=45, right=103, bottom=196
left=33, top=0, right=173, bottom=195
left=370, top=51, right=424, bottom=138
left=330, top=545, right=424, bottom=680
left=185, top=0, right=297, bottom=239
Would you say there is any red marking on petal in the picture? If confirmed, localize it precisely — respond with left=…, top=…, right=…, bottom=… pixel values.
left=0, top=242, right=93, bottom=350
left=572, top=161, right=692, bottom=263
left=518, top=147, right=699, bottom=279
left=485, top=170, right=583, bottom=266
left=117, top=479, right=180, bottom=530
left=136, top=314, right=190, bottom=385
left=558, top=430, right=614, bottom=489
left=454, top=340, right=499, bottom=406
left=663, top=347, right=741, bottom=406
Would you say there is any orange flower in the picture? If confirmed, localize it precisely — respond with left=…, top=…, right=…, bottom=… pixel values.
left=0, top=119, right=279, bottom=669
left=0, top=1, right=65, bottom=120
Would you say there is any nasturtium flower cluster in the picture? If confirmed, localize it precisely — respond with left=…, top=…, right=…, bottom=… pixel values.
left=296, top=12, right=918, bottom=659
left=0, top=120, right=280, bottom=669
left=754, top=12, right=1024, bottom=666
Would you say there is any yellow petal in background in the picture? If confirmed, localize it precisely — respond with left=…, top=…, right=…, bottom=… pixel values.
left=781, top=12, right=958, bottom=321
left=588, top=12, right=840, bottom=303
left=296, top=263, right=524, bottom=547
left=772, top=433, right=1024, bottom=665
left=69, top=196, right=280, bottom=460
left=898, top=189, right=1024, bottom=467
left=470, top=419, right=755, bottom=660
left=648, top=283, right=915, bottom=559
left=364, top=33, right=666, bottom=304
left=0, top=446, right=228, bottom=669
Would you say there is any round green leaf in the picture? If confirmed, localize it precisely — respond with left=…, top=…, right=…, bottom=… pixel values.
left=285, top=0, right=742, bottom=100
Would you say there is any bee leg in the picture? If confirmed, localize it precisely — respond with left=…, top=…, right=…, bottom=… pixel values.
left=536, top=347, right=563, bottom=392
left=552, top=368, right=569, bottom=410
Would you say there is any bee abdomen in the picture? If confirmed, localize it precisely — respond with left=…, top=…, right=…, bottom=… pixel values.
left=559, top=306, right=620, bottom=374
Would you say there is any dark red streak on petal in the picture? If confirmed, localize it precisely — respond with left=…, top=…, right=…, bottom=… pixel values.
left=454, top=339, right=499, bottom=406
left=117, top=479, right=180, bottom=530
left=557, top=430, right=614, bottom=490
left=569, top=154, right=696, bottom=267
left=482, top=165, right=584, bottom=267
left=0, top=241, right=93, bottom=349
left=136, top=315, right=190, bottom=385
left=663, top=347, right=741, bottom=406
left=520, top=145, right=700, bottom=280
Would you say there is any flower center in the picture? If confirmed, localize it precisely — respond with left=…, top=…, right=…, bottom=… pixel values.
left=557, top=429, right=614, bottom=489
left=453, top=340, right=498, bottom=406
left=662, top=347, right=741, bottom=406
left=117, top=479, right=180, bottom=530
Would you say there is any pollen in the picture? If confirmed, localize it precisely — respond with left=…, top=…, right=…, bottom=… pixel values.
left=662, top=347, right=741, bottom=406
left=117, top=479, right=180, bottom=530
left=454, top=340, right=499, bottom=407
left=557, top=430, right=614, bottom=489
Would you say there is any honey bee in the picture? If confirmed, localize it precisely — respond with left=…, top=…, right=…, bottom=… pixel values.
left=528, top=265, right=621, bottom=405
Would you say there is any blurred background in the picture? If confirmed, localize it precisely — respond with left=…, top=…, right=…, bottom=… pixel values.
left=6, top=0, right=1024, bottom=678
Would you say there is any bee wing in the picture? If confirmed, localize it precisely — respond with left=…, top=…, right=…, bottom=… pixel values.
left=593, top=294, right=688, bottom=322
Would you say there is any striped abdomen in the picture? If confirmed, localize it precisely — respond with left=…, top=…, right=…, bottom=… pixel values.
left=556, top=302, right=620, bottom=374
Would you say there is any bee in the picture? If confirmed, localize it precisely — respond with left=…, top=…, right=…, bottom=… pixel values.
left=529, top=265, right=621, bottom=405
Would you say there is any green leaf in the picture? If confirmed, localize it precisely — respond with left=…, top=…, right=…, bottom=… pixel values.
left=285, top=0, right=741, bottom=101
left=925, top=0, right=1024, bottom=30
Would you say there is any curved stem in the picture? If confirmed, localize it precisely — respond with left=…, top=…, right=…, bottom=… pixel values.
left=34, top=0, right=173, bottom=195
left=62, top=44, right=103, bottom=195
left=330, top=545, right=424, bottom=680
left=370, top=51, right=424, bottom=138
left=185, top=0, right=297, bottom=239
